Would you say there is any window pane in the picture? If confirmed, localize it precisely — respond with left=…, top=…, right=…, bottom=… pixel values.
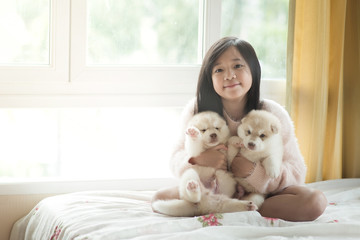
left=0, top=107, right=180, bottom=180
left=87, top=0, right=200, bottom=65
left=0, top=0, right=50, bottom=65
left=221, top=0, right=289, bottom=79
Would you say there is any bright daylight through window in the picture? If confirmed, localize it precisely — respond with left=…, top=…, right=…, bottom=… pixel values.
left=0, top=0, right=50, bottom=65
left=87, top=0, right=200, bottom=65
left=0, top=0, right=289, bottom=181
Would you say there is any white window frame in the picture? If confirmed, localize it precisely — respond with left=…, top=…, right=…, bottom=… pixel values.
left=68, top=0, right=221, bottom=107
left=0, top=0, right=70, bottom=84
left=0, top=178, right=178, bottom=195
left=0, top=0, right=286, bottom=193
left=0, top=0, right=283, bottom=108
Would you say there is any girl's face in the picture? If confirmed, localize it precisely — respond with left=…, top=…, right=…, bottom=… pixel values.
left=211, top=46, right=252, bottom=101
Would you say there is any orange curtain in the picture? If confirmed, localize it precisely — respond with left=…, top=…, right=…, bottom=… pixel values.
left=287, top=0, right=360, bottom=182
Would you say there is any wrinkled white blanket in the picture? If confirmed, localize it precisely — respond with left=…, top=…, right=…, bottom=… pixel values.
left=10, top=179, right=360, bottom=240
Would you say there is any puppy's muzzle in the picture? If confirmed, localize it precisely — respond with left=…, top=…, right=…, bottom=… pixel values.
left=210, top=133, right=217, bottom=139
left=247, top=142, right=256, bottom=150
left=210, top=133, right=218, bottom=143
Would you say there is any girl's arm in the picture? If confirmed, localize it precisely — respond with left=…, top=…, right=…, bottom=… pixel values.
left=169, top=99, right=195, bottom=178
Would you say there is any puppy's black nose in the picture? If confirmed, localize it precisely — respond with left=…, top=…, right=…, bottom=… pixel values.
left=210, top=133, right=217, bottom=139
left=248, top=142, right=255, bottom=149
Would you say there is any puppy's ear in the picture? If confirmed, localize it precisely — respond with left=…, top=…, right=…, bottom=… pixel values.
left=240, top=116, right=247, bottom=124
left=270, top=124, right=279, bottom=134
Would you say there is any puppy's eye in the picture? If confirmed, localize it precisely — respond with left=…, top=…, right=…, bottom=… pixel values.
left=201, top=129, right=206, bottom=133
left=215, top=127, right=220, bottom=130
left=260, top=134, right=266, bottom=139
left=246, top=130, right=251, bottom=135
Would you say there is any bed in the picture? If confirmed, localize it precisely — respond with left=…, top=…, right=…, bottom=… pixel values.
left=10, top=178, right=360, bottom=240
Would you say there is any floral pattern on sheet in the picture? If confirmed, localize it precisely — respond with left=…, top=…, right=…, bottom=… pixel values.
left=32, top=206, right=40, bottom=216
left=50, top=224, right=62, bottom=240
left=326, top=202, right=339, bottom=223
left=263, top=217, right=279, bottom=226
left=198, top=213, right=223, bottom=227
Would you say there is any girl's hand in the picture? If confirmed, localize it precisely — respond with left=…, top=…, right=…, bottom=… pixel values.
left=189, top=144, right=228, bottom=171
left=231, top=154, right=256, bottom=178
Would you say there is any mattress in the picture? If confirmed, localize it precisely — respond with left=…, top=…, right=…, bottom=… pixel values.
left=10, top=178, right=360, bottom=240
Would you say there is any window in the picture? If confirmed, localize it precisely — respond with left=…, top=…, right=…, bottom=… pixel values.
left=0, top=0, right=68, bottom=82
left=87, top=0, right=200, bottom=65
left=0, top=0, right=50, bottom=65
left=0, top=0, right=289, bottom=181
left=221, top=0, right=289, bottom=104
left=0, top=107, right=179, bottom=180
left=221, top=0, right=289, bottom=80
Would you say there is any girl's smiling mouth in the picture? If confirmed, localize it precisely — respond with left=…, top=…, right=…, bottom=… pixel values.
left=224, top=83, right=240, bottom=88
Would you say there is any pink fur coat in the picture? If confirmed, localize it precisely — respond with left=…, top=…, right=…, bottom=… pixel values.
left=170, top=98, right=307, bottom=195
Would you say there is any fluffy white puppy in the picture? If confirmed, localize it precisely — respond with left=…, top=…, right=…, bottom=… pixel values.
left=228, top=110, right=283, bottom=208
left=152, top=111, right=256, bottom=217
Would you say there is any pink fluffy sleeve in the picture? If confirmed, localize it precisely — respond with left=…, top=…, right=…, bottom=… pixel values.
left=244, top=99, right=307, bottom=194
left=169, top=98, right=197, bottom=178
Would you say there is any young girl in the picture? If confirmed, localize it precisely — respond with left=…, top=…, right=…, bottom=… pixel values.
left=152, top=37, right=327, bottom=221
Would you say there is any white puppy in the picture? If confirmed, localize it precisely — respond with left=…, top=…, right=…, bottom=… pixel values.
left=228, top=110, right=283, bottom=208
left=152, top=111, right=257, bottom=217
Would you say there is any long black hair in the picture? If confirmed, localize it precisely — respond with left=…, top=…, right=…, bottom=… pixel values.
left=195, top=37, right=261, bottom=116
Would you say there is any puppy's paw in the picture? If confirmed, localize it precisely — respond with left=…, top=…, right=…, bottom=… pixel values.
left=228, top=136, right=243, bottom=148
left=231, top=200, right=257, bottom=212
left=246, top=201, right=258, bottom=211
left=186, top=127, right=200, bottom=139
left=242, top=193, right=265, bottom=209
left=185, top=180, right=201, bottom=203
left=264, top=165, right=281, bottom=178
left=187, top=180, right=199, bottom=192
left=262, top=158, right=281, bottom=178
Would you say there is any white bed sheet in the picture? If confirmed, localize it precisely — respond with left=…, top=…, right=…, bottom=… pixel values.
left=10, top=178, right=360, bottom=240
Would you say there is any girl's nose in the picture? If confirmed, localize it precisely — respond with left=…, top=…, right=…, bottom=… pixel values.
left=224, top=72, right=237, bottom=80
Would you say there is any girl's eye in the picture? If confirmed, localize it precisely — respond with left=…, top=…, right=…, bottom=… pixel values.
left=235, top=64, right=244, bottom=69
left=214, top=68, right=223, bottom=73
